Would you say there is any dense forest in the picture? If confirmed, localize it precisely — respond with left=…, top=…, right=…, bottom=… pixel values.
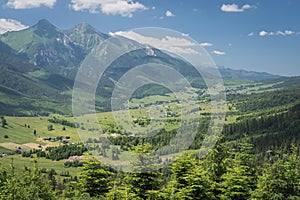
left=1, top=141, right=300, bottom=199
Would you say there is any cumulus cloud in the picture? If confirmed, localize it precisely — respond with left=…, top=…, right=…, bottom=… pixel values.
left=165, top=10, right=175, bottom=17
left=110, top=31, right=200, bottom=55
left=221, top=3, right=253, bottom=12
left=212, top=50, right=226, bottom=56
left=259, top=31, right=268, bottom=36
left=200, top=42, right=213, bottom=47
left=0, top=18, right=28, bottom=34
left=259, top=30, right=295, bottom=37
left=6, top=0, right=56, bottom=9
left=69, top=0, right=146, bottom=17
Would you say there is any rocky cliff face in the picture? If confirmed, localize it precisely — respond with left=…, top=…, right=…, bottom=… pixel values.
left=64, top=22, right=108, bottom=52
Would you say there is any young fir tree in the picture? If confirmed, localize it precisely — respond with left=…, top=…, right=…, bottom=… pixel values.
left=79, top=159, right=113, bottom=198
left=123, top=143, right=163, bottom=200
left=252, top=146, right=300, bottom=200
left=218, top=141, right=256, bottom=200
left=165, top=152, right=216, bottom=200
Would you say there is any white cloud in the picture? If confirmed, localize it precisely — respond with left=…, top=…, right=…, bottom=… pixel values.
left=110, top=31, right=200, bottom=55
left=221, top=3, right=253, bottom=12
left=248, top=32, right=254, bottom=36
left=259, top=30, right=296, bottom=37
left=6, top=0, right=56, bottom=9
left=70, top=0, right=100, bottom=13
left=283, top=30, right=294, bottom=35
left=101, top=0, right=146, bottom=17
left=212, top=50, right=226, bottom=56
left=200, top=42, right=213, bottom=47
left=165, top=10, right=175, bottom=17
left=259, top=30, right=268, bottom=36
left=0, top=18, right=28, bottom=34
left=70, top=0, right=146, bottom=17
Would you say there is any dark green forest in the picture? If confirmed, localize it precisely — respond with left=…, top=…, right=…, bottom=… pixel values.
left=1, top=141, right=300, bottom=200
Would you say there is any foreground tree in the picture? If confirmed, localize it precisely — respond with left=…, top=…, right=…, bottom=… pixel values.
left=252, top=146, right=300, bottom=200
left=79, top=159, right=113, bottom=198
left=164, top=153, right=216, bottom=200
left=123, top=143, right=163, bottom=199
left=0, top=160, right=56, bottom=200
left=218, top=141, right=256, bottom=200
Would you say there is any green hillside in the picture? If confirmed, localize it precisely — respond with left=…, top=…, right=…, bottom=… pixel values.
left=0, top=19, right=85, bottom=70
left=0, top=19, right=285, bottom=116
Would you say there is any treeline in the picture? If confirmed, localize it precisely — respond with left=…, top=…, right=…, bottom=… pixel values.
left=229, top=86, right=300, bottom=113
left=48, top=117, right=80, bottom=128
left=64, top=160, right=83, bottom=168
left=22, top=144, right=87, bottom=161
left=107, top=118, right=210, bottom=154
left=108, top=128, right=178, bottom=151
left=1, top=142, right=300, bottom=199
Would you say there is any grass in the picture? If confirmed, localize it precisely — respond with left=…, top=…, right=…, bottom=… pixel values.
left=0, top=146, right=14, bottom=154
left=0, top=155, right=81, bottom=177
left=0, top=116, right=82, bottom=145
left=224, top=78, right=253, bottom=88
left=129, top=93, right=177, bottom=107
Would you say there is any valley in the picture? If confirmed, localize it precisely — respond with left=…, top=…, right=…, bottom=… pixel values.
left=0, top=19, right=300, bottom=199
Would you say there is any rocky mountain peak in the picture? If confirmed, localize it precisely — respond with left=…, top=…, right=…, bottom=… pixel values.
left=33, top=19, right=59, bottom=38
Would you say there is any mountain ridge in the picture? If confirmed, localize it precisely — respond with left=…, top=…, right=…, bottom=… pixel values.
left=218, top=66, right=282, bottom=81
left=0, top=19, right=283, bottom=80
left=0, top=19, right=295, bottom=116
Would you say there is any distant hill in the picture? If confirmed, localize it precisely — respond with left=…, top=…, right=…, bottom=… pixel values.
left=0, top=33, right=74, bottom=116
left=0, top=40, right=38, bottom=73
left=262, top=75, right=300, bottom=89
left=218, top=66, right=282, bottom=81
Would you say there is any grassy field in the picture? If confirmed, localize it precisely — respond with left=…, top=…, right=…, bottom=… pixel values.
left=0, top=116, right=82, bottom=145
left=0, top=146, right=14, bottom=154
left=0, top=115, right=87, bottom=176
left=0, top=154, right=81, bottom=177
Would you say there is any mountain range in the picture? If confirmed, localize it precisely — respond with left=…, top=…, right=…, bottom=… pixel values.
left=0, top=19, right=296, bottom=116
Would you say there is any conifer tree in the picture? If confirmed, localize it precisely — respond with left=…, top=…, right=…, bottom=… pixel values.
left=79, top=159, right=113, bottom=197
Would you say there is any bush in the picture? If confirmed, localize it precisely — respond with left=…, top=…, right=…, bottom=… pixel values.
left=47, top=124, right=54, bottom=131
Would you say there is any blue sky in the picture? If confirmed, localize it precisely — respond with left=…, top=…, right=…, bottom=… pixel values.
left=0, top=0, right=299, bottom=76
